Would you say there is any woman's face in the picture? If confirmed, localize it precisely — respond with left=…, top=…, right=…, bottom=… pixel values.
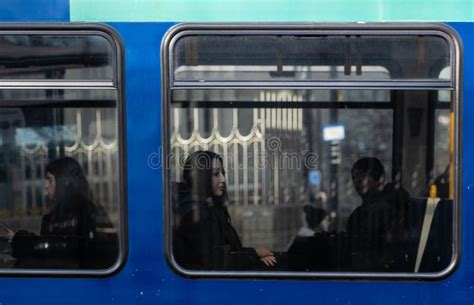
left=44, top=172, right=56, bottom=199
left=211, top=158, right=226, bottom=197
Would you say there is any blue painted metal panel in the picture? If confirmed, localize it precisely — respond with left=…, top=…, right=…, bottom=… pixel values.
left=0, top=20, right=471, bottom=305
left=0, top=0, right=69, bottom=22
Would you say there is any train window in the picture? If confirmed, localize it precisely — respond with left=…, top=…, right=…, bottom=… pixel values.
left=0, top=35, right=113, bottom=81
left=0, top=27, right=124, bottom=275
left=164, top=25, right=460, bottom=279
left=172, top=35, right=450, bottom=83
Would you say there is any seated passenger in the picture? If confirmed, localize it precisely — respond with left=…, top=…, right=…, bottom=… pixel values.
left=300, top=205, right=330, bottom=236
left=346, top=157, right=409, bottom=271
left=172, top=151, right=277, bottom=271
left=287, top=205, right=329, bottom=250
left=287, top=208, right=347, bottom=271
left=0, top=157, right=118, bottom=269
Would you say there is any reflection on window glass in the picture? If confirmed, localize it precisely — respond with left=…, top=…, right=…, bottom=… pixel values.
left=0, top=105, right=120, bottom=269
left=173, top=89, right=391, bottom=104
left=174, top=35, right=450, bottom=82
left=0, top=35, right=113, bottom=80
left=438, top=67, right=451, bottom=102
left=433, top=109, right=450, bottom=195
left=175, top=65, right=391, bottom=83
left=0, top=30, right=121, bottom=272
left=169, top=89, right=453, bottom=274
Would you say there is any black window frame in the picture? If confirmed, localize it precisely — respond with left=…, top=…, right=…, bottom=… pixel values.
left=0, top=24, right=127, bottom=277
left=162, top=23, right=462, bottom=280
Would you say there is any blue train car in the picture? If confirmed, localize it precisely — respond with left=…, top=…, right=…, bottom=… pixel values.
left=0, top=0, right=473, bottom=304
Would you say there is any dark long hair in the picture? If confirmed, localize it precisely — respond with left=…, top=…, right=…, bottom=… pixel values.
left=46, top=157, right=92, bottom=209
left=182, top=151, right=227, bottom=204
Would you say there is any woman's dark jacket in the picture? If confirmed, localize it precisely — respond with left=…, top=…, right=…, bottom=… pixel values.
left=172, top=182, right=260, bottom=271
left=11, top=197, right=118, bottom=269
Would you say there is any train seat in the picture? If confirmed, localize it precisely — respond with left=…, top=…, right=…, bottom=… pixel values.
left=396, top=197, right=453, bottom=273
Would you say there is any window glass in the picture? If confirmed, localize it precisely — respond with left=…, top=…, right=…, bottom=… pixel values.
left=0, top=103, right=120, bottom=270
left=433, top=109, right=450, bottom=187
left=0, top=32, right=121, bottom=272
left=172, top=89, right=390, bottom=104
left=167, top=29, right=457, bottom=277
left=173, top=35, right=450, bottom=82
left=0, top=88, right=116, bottom=107
left=0, top=35, right=113, bottom=81
left=169, top=88, right=453, bottom=273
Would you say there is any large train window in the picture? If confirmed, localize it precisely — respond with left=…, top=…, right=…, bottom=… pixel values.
left=163, top=24, right=461, bottom=279
left=0, top=26, right=125, bottom=275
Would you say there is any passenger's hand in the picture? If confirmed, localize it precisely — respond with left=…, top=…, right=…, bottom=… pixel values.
left=255, top=247, right=277, bottom=267
left=0, top=223, right=14, bottom=241
left=255, top=246, right=274, bottom=258
left=260, top=255, right=277, bottom=267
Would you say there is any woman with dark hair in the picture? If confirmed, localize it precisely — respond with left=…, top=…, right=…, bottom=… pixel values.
left=172, top=151, right=276, bottom=271
left=0, top=157, right=118, bottom=269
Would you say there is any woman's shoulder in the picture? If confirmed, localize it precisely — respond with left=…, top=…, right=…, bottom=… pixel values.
left=172, top=182, right=208, bottom=210
left=176, top=198, right=212, bottom=220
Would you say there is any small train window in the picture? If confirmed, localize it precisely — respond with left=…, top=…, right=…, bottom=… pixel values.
left=0, top=26, right=125, bottom=275
left=163, top=24, right=460, bottom=279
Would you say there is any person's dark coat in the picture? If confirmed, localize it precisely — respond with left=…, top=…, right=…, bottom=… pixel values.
left=11, top=196, right=118, bottom=269
left=346, top=183, right=409, bottom=271
left=172, top=182, right=260, bottom=271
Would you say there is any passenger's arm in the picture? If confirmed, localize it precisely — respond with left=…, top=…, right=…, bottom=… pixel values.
left=11, top=230, right=82, bottom=258
left=9, top=206, right=118, bottom=269
left=0, top=223, right=14, bottom=241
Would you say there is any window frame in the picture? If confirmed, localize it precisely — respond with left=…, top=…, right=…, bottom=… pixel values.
left=0, top=23, right=127, bottom=277
left=162, top=23, right=462, bottom=280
